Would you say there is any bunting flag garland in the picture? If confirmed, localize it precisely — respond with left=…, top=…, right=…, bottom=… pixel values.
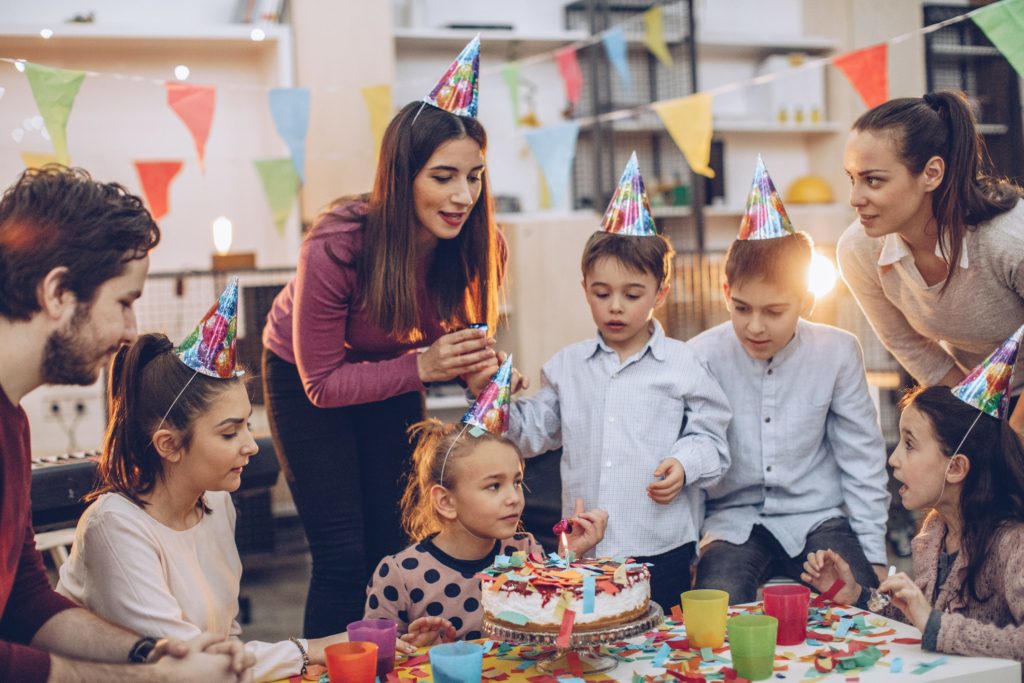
left=23, top=63, right=86, bottom=166
left=253, top=159, right=300, bottom=237
left=652, top=93, right=715, bottom=178
left=134, top=161, right=183, bottom=221
left=166, top=82, right=216, bottom=170
left=642, top=6, right=674, bottom=66
left=360, top=84, right=393, bottom=153
left=555, top=47, right=583, bottom=106
left=524, top=122, right=580, bottom=208
left=501, top=62, right=521, bottom=124
left=971, top=0, right=1024, bottom=78
left=268, top=87, right=310, bottom=184
left=833, top=43, right=888, bottom=109
left=21, top=152, right=59, bottom=169
left=602, top=27, right=632, bottom=92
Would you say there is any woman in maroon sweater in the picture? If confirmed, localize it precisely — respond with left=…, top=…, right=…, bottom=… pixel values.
left=261, top=99, right=504, bottom=636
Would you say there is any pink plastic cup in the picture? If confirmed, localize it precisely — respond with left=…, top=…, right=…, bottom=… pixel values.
left=346, top=619, right=396, bottom=676
left=762, top=584, right=810, bottom=645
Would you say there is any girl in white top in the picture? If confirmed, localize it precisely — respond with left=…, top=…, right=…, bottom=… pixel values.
left=57, top=334, right=450, bottom=682
left=837, top=90, right=1024, bottom=429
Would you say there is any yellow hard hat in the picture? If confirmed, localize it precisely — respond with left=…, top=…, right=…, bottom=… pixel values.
left=786, top=175, right=833, bottom=204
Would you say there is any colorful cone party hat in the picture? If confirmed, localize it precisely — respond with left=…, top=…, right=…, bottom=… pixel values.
left=738, top=155, right=796, bottom=240
left=462, top=354, right=513, bottom=436
left=600, top=152, right=657, bottom=236
left=423, top=35, right=480, bottom=118
left=951, top=324, right=1024, bottom=419
left=176, top=278, right=240, bottom=379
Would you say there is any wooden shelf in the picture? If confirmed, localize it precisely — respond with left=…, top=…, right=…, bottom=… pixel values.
left=697, top=32, right=836, bottom=59
left=0, top=22, right=291, bottom=47
left=393, top=27, right=587, bottom=56
left=579, top=114, right=841, bottom=135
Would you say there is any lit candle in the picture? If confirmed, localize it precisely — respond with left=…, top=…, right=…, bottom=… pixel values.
left=560, top=531, right=568, bottom=558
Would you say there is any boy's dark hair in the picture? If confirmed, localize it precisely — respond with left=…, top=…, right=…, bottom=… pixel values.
left=724, top=231, right=813, bottom=295
left=0, top=165, right=160, bottom=321
left=580, top=231, right=675, bottom=289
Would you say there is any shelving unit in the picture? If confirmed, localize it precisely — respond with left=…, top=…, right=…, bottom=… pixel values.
left=393, top=27, right=588, bottom=56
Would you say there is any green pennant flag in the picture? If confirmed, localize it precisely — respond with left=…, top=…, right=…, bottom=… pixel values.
left=501, top=62, right=520, bottom=125
left=253, top=159, right=299, bottom=237
left=972, top=0, right=1024, bottom=78
left=24, top=63, right=86, bottom=166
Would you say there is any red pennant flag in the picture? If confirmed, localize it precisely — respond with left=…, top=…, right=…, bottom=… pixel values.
left=134, top=161, right=183, bottom=220
left=555, top=46, right=583, bottom=106
left=166, top=83, right=215, bottom=169
left=834, top=43, right=888, bottom=109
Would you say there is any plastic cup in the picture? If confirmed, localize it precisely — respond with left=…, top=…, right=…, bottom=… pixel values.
left=681, top=589, right=729, bottom=648
left=346, top=618, right=397, bottom=676
left=727, top=614, right=778, bottom=681
left=762, top=584, right=810, bottom=645
left=429, top=641, right=484, bottom=683
left=324, top=641, right=377, bottom=683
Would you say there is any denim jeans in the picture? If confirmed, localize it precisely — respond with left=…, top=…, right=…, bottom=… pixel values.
left=262, top=349, right=424, bottom=637
left=634, top=542, right=695, bottom=613
left=695, top=517, right=879, bottom=604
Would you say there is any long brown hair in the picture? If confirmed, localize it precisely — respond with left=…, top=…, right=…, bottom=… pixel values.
left=400, top=419, right=523, bottom=542
left=853, top=91, right=1022, bottom=292
left=321, top=102, right=500, bottom=343
left=89, top=333, right=246, bottom=509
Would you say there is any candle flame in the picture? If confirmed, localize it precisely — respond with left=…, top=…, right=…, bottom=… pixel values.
left=560, top=531, right=568, bottom=555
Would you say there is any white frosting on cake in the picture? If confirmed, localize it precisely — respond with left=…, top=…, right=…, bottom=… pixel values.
left=482, top=579, right=649, bottom=628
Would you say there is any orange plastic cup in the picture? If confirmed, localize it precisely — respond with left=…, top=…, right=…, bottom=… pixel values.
left=681, top=589, right=729, bottom=648
left=325, top=641, right=378, bottom=683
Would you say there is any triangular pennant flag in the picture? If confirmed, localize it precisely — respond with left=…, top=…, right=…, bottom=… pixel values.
left=21, top=152, right=59, bottom=169
left=361, top=84, right=393, bottom=153
left=738, top=155, right=796, bottom=240
left=602, top=27, right=632, bottom=92
left=23, top=63, right=85, bottom=166
left=462, top=354, right=513, bottom=436
left=524, top=122, right=580, bottom=208
left=166, top=82, right=216, bottom=170
left=268, top=87, right=310, bottom=184
left=133, top=161, right=183, bottom=221
left=177, top=277, right=241, bottom=379
left=423, top=35, right=480, bottom=118
left=501, top=62, right=521, bottom=125
left=253, top=158, right=300, bottom=237
left=555, top=46, right=583, bottom=106
left=834, top=44, right=888, bottom=109
left=642, top=6, right=673, bottom=66
left=651, top=93, right=715, bottom=178
left=601, top=152, right=656, bottom=236
left=971, top=0, right=1024, bottom=79
left=951, top=324, right=1024, bottom=419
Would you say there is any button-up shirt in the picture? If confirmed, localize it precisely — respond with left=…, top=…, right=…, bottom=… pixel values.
left=508, top=320, right=731, bottom=557
left=689, top=319, right=890, bottom=565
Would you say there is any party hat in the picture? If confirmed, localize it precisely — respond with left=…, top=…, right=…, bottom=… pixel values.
left=600, top=151, right=657, bottom=236
left=462, top=354, right=513, bottom=436
left=738, top=155, right=796, bottom=240
left=951, top=324, right=1024, bottom=419
left=423, top=35, right=480, bottom=118
left=176, top=278, right=241, bottom=379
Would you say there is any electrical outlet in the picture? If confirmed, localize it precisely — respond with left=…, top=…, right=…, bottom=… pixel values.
left=43, top=394, right=99, bottom=422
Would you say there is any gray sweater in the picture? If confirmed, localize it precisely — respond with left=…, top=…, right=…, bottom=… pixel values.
left=837, top=200, right=1024, bottom=391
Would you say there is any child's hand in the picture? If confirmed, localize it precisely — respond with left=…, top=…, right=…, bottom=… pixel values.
left=800, top=549, right=861, bottom=604
left=878, top=572, right=931, bottom=631
left=564, top=498, right=609, bottom=556
left=462, top=351, right=529, bottom=397
left=401, top=617, right=457, bottom=650
left=647, top=458, right=685, bottom=504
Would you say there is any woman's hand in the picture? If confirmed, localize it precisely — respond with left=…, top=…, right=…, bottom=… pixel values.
left=878, top=572, right=932, bottom=631
left=800, top=549, right=862, bottom=604
left=418, top=329, right=496, bottom=385
left=564, top=498, right=609, bottom=557
left=463, top=350, right=529, bottom=397
left=401, top=617, right=457, bottom=649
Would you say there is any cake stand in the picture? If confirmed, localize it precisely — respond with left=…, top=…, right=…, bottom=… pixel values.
left=482, top=603, right=664, bottom=674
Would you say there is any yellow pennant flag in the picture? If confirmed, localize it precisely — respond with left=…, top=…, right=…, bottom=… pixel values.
left=21, top=152, right=60, bottom=169
left=652, top=93, right=715, bottom=178
left=643, top=6, right=673, bottom=66
left=360, top=84, right=393, bottom=154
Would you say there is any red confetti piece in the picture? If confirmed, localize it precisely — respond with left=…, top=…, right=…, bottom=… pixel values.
left=567, top=651, right=584, bottom=678
left=811, top=579, right=845, bottom=606
left=891, top=637, right=922, bottom=644
left=671, top=604, right=684, bottom=621
left=556, top=609, right=576, bottom=649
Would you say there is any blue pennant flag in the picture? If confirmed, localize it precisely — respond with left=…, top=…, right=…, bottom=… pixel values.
left=268, top=87, right=310, bottom=184
left=525, top=121, right=580, bottom=208
left=602, top=27, right=632, bottom=93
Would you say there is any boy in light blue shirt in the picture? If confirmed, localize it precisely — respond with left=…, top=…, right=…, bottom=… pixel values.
left=689, top=158, right=890, bottom=603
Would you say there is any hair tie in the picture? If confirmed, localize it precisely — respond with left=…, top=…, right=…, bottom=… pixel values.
left=922, top=93, right=942, bottom=111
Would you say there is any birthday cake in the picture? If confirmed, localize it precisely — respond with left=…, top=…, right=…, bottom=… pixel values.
left=479, top=553, right=651, bottom=633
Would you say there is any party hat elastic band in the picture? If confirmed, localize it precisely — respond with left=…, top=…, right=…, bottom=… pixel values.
left=600, top=151, right=657, bottom=236
left=737, top=155, right=796, bottom=240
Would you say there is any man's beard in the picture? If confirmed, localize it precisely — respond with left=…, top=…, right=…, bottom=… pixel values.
left=41, top=304, right=107, bottom=386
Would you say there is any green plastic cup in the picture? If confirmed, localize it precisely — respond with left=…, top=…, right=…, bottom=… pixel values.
left=681, top=589, right=729, bottom=648
left=727, top=614, right=778, bottom=681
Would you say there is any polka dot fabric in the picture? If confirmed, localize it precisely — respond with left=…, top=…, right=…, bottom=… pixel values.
left=363, top=533, right=541, bottom=638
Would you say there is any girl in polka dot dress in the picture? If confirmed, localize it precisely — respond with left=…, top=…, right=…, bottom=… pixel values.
left=364, top=419, right=608, bottom=641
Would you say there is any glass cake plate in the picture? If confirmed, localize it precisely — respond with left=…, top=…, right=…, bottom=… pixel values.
left=482, top=602, right=664, bottom=674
